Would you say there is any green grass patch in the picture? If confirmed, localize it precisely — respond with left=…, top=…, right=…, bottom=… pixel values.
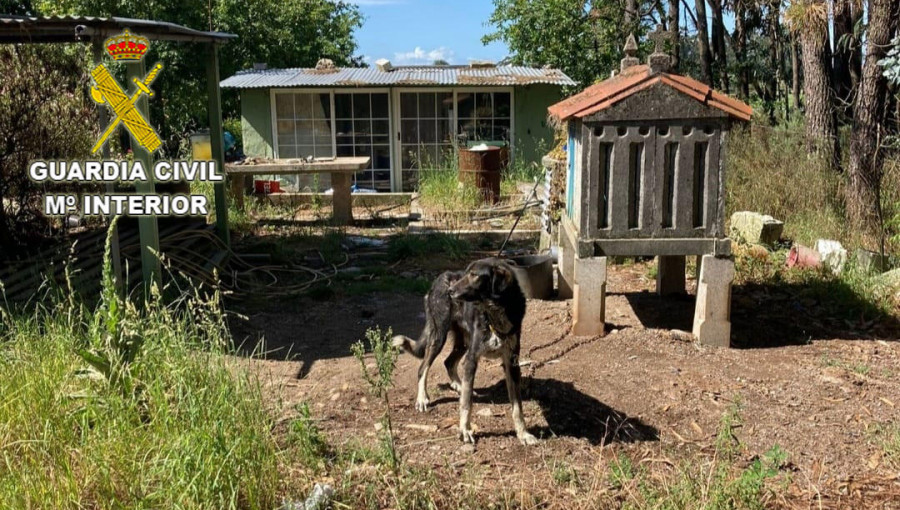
left=387, top=232, right=470, bottom=261
left=0, top=240, right=279, bottom=507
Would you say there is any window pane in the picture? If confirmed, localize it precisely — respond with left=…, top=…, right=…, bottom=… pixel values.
left=476, top=120, right=492, bottom=139
left=296, top=145, right=315, bottom=159
left=373, top=145, right=391, bottom=170
left=313, top=94, right=331, bottom=119
left=316, top=143, right=334, bottom=158
left=401, top=120, right=417, bottom=143
left=494, top=119, right=511, bottom=140
left=275, top=94, right=293, bottom=119
left=456, top=92, right=474, bottom=118
left=372, top=119, right=389, bottom=135
left=401, top=145, right=418, bottom=169
left=495, top=92, right=511, bottom=118
left=475, top=93, right=493, bottom=118
left=419, top=119, right=436, bottom=143
left=418, top=93, right=436, bottom=118
left=353, top=119, right=372, bottom=137
left=312, top=119, right=331, bottom=143
left=336, top=145, right=353, bottom=157
left=353, top=94, right=371, bottom=118
left=279, top=145, right=297, bottom=158
left=372, top=93, right=389, bottom=118
left=437, top=92, right=453, bottom=118
left=400, top=93, right=417, bottom=118
left=334, top=93, right=352, bottom=118
left=294, top=94, right=312, bottom=119
left=437, top=118, right=452, bottom=143
left=296, top=120, right=314, bottom=145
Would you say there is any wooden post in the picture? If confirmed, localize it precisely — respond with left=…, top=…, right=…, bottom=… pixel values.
left=93, top=41, right=123, bottom=295
left=124, top=59, right=162, bottom=294
left=206, top=43, right=230, bottom=245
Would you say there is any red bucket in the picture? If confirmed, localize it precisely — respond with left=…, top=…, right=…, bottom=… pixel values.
left=254, top=180, right=281, bottom=194
left=786, top=244, right=821, bottom=269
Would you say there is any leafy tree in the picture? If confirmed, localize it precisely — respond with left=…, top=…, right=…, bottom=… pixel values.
left=35, top=0, right=363, bottom=156
left=0, top=46, right=95, bottom=256
left=483, top=0, right=632, bottom=89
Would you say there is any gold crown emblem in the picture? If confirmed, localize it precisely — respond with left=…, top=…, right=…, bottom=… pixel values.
left=104, top=30, right=149, bottom=61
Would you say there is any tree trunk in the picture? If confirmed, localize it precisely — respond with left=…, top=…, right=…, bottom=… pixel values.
left=799, top=7, right=840, bottom=170
left=708, top=0, right=729, bottom=92
left=791, top=33, right=801, bottom=112
left=694, top=0, right=713, bottom=85
left=832, top=0, right=855, bottom=118
left=846, top=0, right=898, bottom=233
left=733, top=1, right=749, bottom=100
left=667, top=0, right=681, bottom=71
left=624, top=0, right=639, bottom=33
left=764, top=0, right=781, bottom=122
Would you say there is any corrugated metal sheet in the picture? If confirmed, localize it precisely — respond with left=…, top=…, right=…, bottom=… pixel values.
left=220, top=65, right=576, bottom=89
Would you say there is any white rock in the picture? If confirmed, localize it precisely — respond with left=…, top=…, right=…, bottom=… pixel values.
left=815, top=239, right=848, bottom=274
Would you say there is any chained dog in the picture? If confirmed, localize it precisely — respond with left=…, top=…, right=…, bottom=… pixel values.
left=392, top=258, right=538, bottom=445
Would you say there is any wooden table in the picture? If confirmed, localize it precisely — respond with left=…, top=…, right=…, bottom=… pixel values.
left=224, top=157, right=371, bottom=225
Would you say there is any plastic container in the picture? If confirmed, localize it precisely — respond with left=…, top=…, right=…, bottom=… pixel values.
left=254, top=180, right=282, bottom=194
left=507, top=254, right=554, bottom=299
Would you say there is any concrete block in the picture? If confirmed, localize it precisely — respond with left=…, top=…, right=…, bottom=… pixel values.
left=572, top=256, right=607, bottom=336
left=692, top=255, right=734, bottom=347
left=814, top=239, right=847, bottom=274
left=656, top=256, right=686, bottom=295
left=729, top=211, right=783, bottom=246
left=557, top=230, right=575, bottom=299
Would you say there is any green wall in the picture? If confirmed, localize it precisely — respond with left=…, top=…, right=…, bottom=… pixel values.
left=240, top=89, right=273, bottom=158
left=239, top=84, right=561, bottom=171
left=513, top=84, right=563, bottom=171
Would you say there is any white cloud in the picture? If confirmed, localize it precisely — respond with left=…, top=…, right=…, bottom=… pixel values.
left=393, top=46, right=455, bottom=64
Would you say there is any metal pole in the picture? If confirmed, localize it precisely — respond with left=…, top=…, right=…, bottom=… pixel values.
left=206, top=43, right=230, bottom=245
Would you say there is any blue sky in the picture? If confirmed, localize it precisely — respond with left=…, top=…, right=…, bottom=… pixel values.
left=350, top=0, right=511, bottom=65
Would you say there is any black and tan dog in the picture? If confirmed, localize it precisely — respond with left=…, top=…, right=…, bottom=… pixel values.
left=392, top=258, right=538, bottom=445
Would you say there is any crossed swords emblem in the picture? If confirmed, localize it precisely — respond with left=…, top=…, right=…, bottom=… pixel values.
left=90, top=62, right=163, bottom=154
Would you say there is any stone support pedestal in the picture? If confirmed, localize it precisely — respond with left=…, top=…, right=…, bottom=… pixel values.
left=692, top=255, right=734, bottom=347
left=557, top=232, right=575, bottom=299
left=656, top=256, right=686, bottom=295
left=572, top=256, right=607, bottom=336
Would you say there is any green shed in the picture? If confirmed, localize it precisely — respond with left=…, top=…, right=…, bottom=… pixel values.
left=220, top=60, right=575, bottom=192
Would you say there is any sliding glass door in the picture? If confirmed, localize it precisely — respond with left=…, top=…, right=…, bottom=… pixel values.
left=394, top=88, right=513, bottom=192
left=273, top=89, right=392, bottom=191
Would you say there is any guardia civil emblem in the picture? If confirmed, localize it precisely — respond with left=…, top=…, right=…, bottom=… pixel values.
left=90, top=30, right=163, bottom=154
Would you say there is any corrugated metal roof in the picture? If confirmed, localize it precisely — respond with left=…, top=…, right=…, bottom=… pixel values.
left=0, top=15, right=236, bottom=43
left=220, top=65, right=576, bottom=89
left=547, top=64, right=752, bottom=122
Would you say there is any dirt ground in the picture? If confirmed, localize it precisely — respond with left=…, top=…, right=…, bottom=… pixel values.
left=228, top=252, right=900, bottom=508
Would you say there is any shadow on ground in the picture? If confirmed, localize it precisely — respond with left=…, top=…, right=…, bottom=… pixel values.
left=432, top=378, right=658, bottom=445
left=622, top=280, right=900, bottom=348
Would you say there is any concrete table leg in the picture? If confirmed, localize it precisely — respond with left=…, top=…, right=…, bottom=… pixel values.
left=572, top=256, right=607, bottom=336
left=330, top=172, right=353, bottom=225
left=230, top=176, right=245, bottom=210
left=657, top=256, right=686, bottom=295
left=692, top=255, right=735, bottom=347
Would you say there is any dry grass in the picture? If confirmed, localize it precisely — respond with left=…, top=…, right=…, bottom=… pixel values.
left=727, top=123, right=900, bottom=252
